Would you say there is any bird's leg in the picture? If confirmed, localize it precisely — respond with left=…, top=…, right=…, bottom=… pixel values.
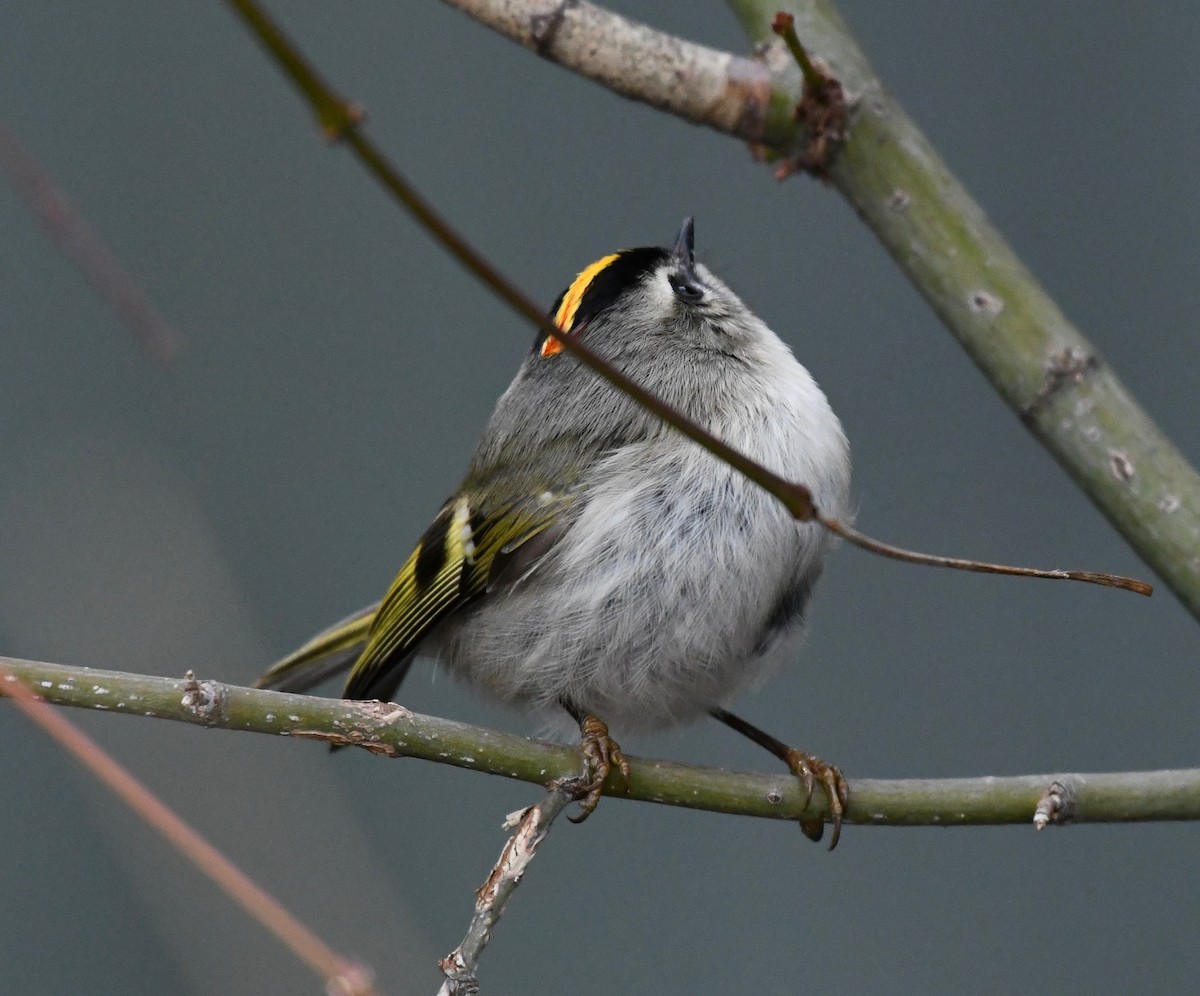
left=710, top=707, right=848, bottom=850
left=561, top=700, right=630, bottom=823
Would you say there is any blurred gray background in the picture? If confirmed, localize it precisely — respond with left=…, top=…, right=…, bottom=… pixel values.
left=2, top=3, right=1197, bottom=993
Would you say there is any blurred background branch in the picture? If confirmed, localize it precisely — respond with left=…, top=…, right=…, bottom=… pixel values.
left=0, top=663, right=375, bottom=996
left=0, top=120, right=183, bottom=363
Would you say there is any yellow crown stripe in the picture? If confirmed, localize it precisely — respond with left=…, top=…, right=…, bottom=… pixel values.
left=554, top=253, right=621, bottom=331
left=542, top=252, right=621, bottom=357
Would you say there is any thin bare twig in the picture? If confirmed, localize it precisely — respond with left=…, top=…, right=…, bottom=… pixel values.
left=0, top=666, right=375, bottom=996
left=447, top=0, right=1197, bottom=616
left=0, top=120, right=183, bottom=363
left=768, top=10, right=848, bottom=177
left=222, top=0, right=816, bottom=524
left=819, top=516, right=1153, bottom=596
left=220, top=0, right=1149, bottom=598
left=437, top=788, right=574, bottom=995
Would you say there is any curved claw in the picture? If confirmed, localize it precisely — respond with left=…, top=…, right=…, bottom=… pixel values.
left=568, top=714, right=630, bottom=823
left=786, top=748, right=848, bottom=850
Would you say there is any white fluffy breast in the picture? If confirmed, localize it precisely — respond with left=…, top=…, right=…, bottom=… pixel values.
left=438, top=329, right=851, bottom=735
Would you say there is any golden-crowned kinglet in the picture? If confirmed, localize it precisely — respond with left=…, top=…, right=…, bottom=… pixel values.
left=258, top=219, right=853, bottom=844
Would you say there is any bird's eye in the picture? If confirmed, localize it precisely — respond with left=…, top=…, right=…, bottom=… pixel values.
left=668, top=272, right=705, bottom=304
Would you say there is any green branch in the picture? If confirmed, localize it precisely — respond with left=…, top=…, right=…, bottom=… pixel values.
left=220, top=0, right=1156, bottom=600
left=441, top=0, right=1200, bottom=616
left=731, top=0, right=1200, bottom=617
left=5, top=657, right=1199, bottom=828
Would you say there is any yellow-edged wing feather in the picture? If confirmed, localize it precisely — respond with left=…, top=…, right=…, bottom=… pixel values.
left=255, top=489, right=570, bottom=701
left=341, top=492, right=566, bottom=701
left=254, top=603, right=378, bottom=693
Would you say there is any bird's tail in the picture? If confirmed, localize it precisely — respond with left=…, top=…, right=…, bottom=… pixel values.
left=255, top=602, right=381, bottom=693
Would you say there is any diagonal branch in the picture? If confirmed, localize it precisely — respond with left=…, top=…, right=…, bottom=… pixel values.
left=440, top=0, right=1200, bottom=619
left=5, top=656, right=1200, bottom=829
left=221, top=0, right=1148, bottom=600
left=437, top=788, right=573, bottom=995
left=221, top=0, right=815, bottom=523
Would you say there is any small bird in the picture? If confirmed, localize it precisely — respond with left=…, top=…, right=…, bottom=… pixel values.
left=257, top=219, right=853, bottom=844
